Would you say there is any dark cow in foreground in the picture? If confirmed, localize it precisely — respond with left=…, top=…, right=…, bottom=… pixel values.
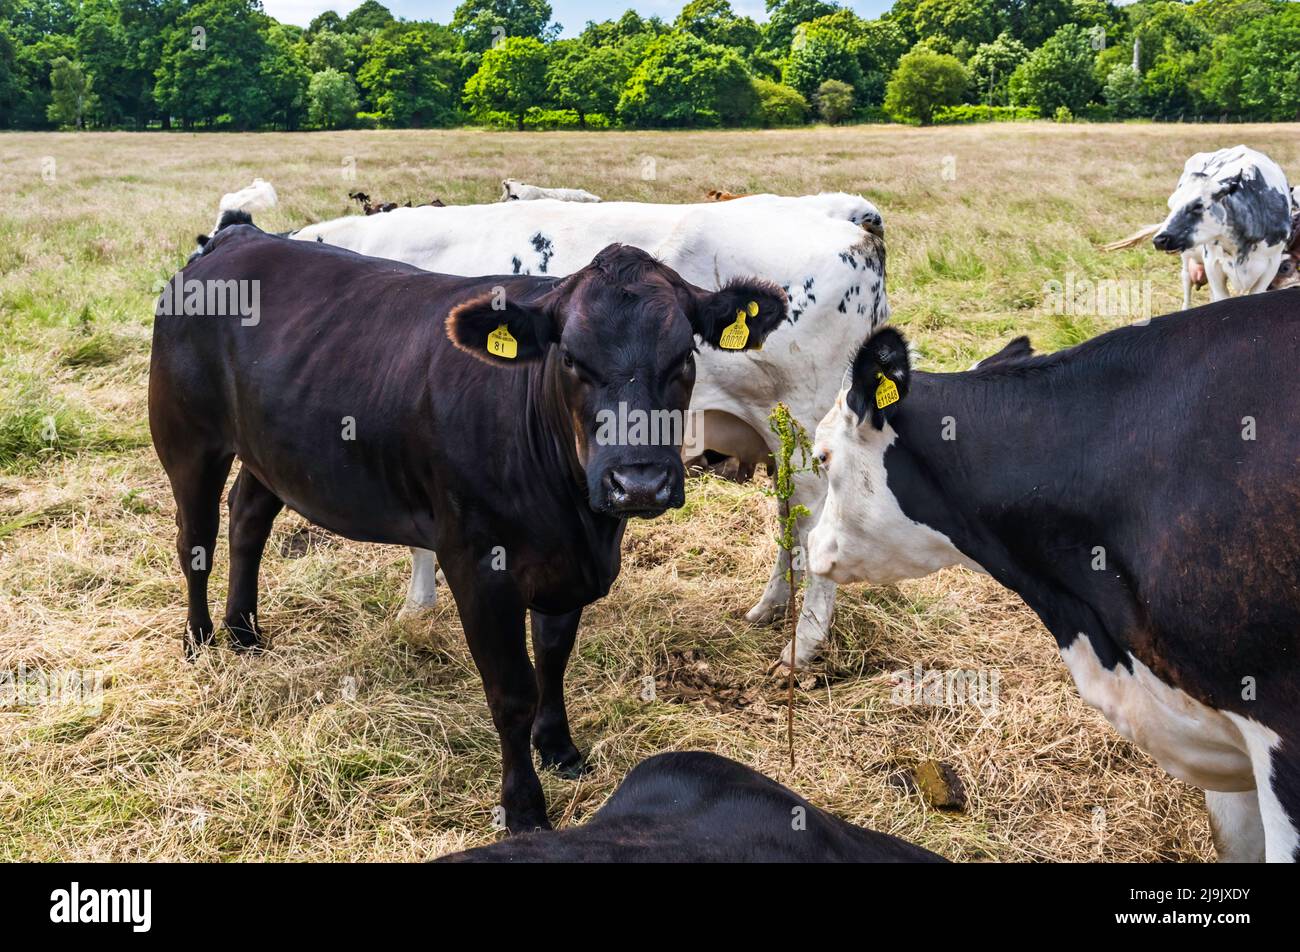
left=809, top=291, right=1300, bottom=862
left=149, top=221, right=785, bottom=832
left=437, top=751, right=946, bottom=863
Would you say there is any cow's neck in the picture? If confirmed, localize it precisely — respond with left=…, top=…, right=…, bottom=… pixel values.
left=894, top=365, right=1144, bottom=659
left=526, top=352, right=626, bottom=573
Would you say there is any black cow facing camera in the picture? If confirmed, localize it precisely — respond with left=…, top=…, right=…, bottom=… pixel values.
left=148, top=222, right=785, bottom=832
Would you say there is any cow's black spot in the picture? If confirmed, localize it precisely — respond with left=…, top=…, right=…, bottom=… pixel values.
left=1225, top=170, right=1291, bottom=248
left=530, top=232, right=555, bottom=274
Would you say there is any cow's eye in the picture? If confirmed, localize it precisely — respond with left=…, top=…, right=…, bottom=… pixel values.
left=816, top=449, right=830, bottom=468
left=562, top=351, right=575, bottom=371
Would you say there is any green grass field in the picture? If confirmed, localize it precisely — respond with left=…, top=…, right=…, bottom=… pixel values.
left=3, top=123, right=1297, bottom=861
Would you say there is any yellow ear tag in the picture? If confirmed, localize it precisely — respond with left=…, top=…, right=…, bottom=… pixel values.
left=875, top=371, right=900, bottom=409
left=746, top=301, right=763, bottom=350
left=719, top=308, right=750, bottom=350
left=487, top=324, right=517, bottom=360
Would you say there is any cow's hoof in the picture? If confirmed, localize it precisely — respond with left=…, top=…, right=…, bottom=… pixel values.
left=397, top=602, right=438, bottom=623
left=505, top=810, right=553, bottom=835
left=745, top=601, right=786, bottom=626
left=224, top=617, right=267, bottom=654
left=538, top=744, right=590, bottom=779
left=183, top=621, right=215, bottom=662
left=766, top=642, right=816, bottom=679
left=767, top=659, right=794, bottom=679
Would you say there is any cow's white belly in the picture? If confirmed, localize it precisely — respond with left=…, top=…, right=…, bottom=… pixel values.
left=1060, top=636, right=1254, bottom=791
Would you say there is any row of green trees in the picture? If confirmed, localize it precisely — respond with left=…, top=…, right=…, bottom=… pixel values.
left=2, top=0, right=1298, bottom=131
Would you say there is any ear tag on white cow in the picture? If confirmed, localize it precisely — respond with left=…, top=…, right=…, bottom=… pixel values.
left=719, top=309, right=750, bottom=350
left=487, top=324, right=517, bottom=360
left=875, top=371, right=900, bottom=409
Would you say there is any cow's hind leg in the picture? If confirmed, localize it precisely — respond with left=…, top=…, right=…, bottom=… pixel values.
left=530, top=607, right=587, bottom=778
left=165, top=450, right=234, bottom=660
left=223, top=466, right=284, bottom=652
left=1206, top=789, right=1265, bottom=863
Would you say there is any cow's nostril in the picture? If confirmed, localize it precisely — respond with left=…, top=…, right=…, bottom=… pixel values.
left=606, top=465, right=676, bottom=511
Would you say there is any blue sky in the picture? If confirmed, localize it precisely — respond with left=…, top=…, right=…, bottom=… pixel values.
left=261, top=0, right=899, bottom=33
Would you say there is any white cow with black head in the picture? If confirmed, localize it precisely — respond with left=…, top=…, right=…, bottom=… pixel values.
left=1152, top=146, right=1292, bottom=307
left=221, top=188, right=890, bottom=670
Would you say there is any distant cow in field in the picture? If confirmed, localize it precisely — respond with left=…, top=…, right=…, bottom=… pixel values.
left=500, top=179, right=601, bottom=203
left=1106, top=146, right=1291, bottom=309
left=149, top=221, right=784, bottom=832
left=436, top=751, right=947, bottom=863
left=270, top=189, right=889, bottom=672
left=809, top=291, right=1300, bottom=861
left=348, top=191, right=446, bottom=215
left=211, top=178, right=277, bottom=236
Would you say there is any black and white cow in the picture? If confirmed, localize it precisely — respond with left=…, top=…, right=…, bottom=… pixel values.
left=150, top=219, right=785, bottom=832
left=436, top=751, right=947, bottom=863
left=808, top=291, right=1300, bottom=862
left=1152, top=146, right=1292, bottom=308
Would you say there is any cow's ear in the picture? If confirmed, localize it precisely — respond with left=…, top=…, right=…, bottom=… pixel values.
left=685, top=278, right=788, bottom=352
left=446, top=291, right=558, bottom=365
left=1212, top=172, right=1244, bottom=202
left=847, top=327, right=910, bottom=429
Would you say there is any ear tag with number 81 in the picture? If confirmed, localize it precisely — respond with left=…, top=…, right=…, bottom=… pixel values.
left=875, top=371, right=899, bottom=409
left=488, top=324, right=517, bottom=359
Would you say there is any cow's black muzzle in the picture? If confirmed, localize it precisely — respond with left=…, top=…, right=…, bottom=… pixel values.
left=600, top=463, right=681, bottom=518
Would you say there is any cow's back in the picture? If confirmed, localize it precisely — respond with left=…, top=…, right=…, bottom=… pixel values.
left=437, top=751, right=946, bottom=863
left=293, top=197, right=888, bottom=435
left=150, top=226, right=547, bottom=548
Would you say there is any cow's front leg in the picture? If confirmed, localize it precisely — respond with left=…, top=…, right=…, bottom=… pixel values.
left=1205, top=259, right=1231, bottom=301
left=1206, top=789, right=1265, bottom=863
left=1239, top=734, right=1300, bottom=862
left=446, top=565, right=548, bottom=834
left=398, top=547, right=439, bottom=618
left=746, top=545, right=792, bottom=625
left=530, top=607, right=588, bottom=778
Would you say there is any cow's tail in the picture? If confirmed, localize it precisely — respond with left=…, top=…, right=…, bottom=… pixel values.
left=196, top=179, right=278, bottom=250
left=1100, top=223, right=1161, bottom=252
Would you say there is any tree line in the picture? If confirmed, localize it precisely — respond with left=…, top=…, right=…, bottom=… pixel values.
left=2, top=0, right=1297, bottom=132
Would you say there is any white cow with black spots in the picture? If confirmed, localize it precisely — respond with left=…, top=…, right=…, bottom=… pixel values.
left=1152, top=146, right=1291, bottom=307
left=242, top=190, right=889, bottom=669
